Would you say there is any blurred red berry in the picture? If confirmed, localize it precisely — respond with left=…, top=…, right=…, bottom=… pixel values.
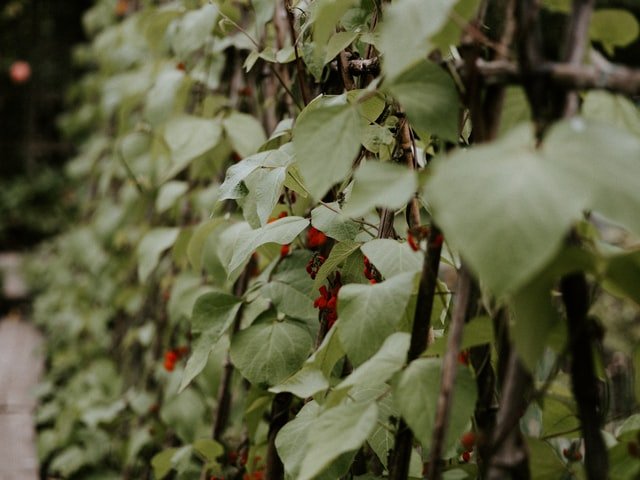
left=460, top=431, right=476, bottom=451
left=10, top=61, right=31, bottom=84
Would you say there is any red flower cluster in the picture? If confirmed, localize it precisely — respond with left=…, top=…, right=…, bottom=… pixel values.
left=313, top=274, right=341, bottom=329
left=363, top=256, right=381, bottom=284
left=243, top=471, right=264, bottom=480
left=305, top=252, right=326, bottom=280
left=163, top=346, right=188, bottom=372
left=307, top=227, right=327, bottom=248
left=563, top=447, right=583, bottom=462
left=280, top=244, right=290, bottom=258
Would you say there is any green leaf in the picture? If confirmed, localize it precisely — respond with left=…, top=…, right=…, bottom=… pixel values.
left=582, top=91, right=640, bottom=137
left=386, top=60, right=460, bottom=142
left=311, top=202, right=360, bottom=241
left=604, top=250, right=640, bottom=306
left=187, top=219, right=226, bottom=272
left=428, top=315, right=493, bottom=355
left=336, top=332, right=410, bottom=391
left=151, top=448, right=180, bottom=479
left=269, top=365, right=330, bottom=398
left=360, top=239, right=423, bottom=279
left=156, top=180, right=188, bottom=213
left=589, top=9, right=639, bottom=55
left=225, top=216, right=309, bottom=277
left=324, top=31, right=359, bottom=64
left=337, top=272, right=417, bottom=366
left=527, top=438, right=571, bottom=480
left=307, top=326, right=346, bottom=377
left=312, top=0, right=358, bottom=52
left=223, top=111, right=267, bottom=158
left=343, top=162, right=418, bottom=218
left=137, top=227, right=180, bottom=282
left=298, top=401, right=379, bottom=480
left=426, top=125, right=582, bottom=296
left=163, top=115, right=223, bottom=180
left=431, top=0, right=480, bottom=50
left=261, top=252, right=318, bottom=321
left=313, top=240, right=361, bottom=289
left=378, top=0, right=456, bottom=78
left=498, top=86, right=532, bottom=137
left=395, top=358, right=477, bottom=451
left=545, top=119, right=640, bottom=237
left=293, top=103, right=362, bottom=200
left=171, top=4, right=219, bottom=58
left=192, top=438, right=223, bottom=464
left=230, top=311, right=314, bottom=387
left=145, top=69, right=187, bottom=126
left=180, top=291, right=243, bottom=391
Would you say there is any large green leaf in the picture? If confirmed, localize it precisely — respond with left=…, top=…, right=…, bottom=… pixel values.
left=313, top=240, right=361, bottom=289
left=230, top=311, right=313, bottom=387
left=137, top=227, right=180, bottom=282
left=605, top=251, right=640, bottom=306
left=297, top=401, right=379, bottom=480
left=343, top=162, right=418, bottom=218
left=293, top=103, right=362, bottom=200
left=386, top=60, right=460, bottom=142
left=179, top=291, right=243, bottom=392
left=337, top=272, right=417, bottom=366
left=378, top=0, right=456, bottom=78
left=145, top=69, right=187, bottom=126
left=394, top=358, right=477, bottom=452
left=425, top=125, right=583, bottom=296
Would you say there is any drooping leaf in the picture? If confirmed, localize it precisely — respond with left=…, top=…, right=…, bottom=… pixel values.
left=582, top=91, right=640, bottom=137
left=313, top=240, right=361, bottom=289
left=425, top=125, right=582, bottom=296
left=171, top=4, right=219, bottom=58
left=311, top=202, right=360, bottom=241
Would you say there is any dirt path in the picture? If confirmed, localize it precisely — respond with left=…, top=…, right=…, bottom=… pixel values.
left=0, top=253, right=42, bottom=480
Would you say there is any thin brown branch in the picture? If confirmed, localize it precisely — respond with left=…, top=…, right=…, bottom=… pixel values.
left=338, top=51, right=357, bottom=92
left=485, top=350, right=532, bottom=480
left=388, top=226, right=444, bottom=480
left=468, top=58, right=640, bottom=97
left=285, top=0, right=311, bottom=106
left=427, top=267, right=474, bottom=480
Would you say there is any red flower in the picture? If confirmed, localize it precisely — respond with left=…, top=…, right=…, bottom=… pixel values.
left=307, top=227, right=327, bottom=248
left=460, top=431, right=476, bottom=451
left=280, top=244, right=290, bottom=258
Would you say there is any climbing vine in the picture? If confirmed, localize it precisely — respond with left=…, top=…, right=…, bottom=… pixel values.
left=29, top=0, right=640, bottom=479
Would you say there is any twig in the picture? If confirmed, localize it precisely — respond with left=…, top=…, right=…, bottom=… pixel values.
left=561, top=273, right=609, bottom=480
left=485, top=350, right=532, bottom=480
left=426, top=267, right=474, bottom=480
left=388, top=226, right=444, bottom=480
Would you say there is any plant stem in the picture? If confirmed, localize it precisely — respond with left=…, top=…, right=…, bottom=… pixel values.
left=265, top=392, right=292, bottom=480
left=388, top=226, right=444, bottom=479
left=426, top=267, right=474, bottom=480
